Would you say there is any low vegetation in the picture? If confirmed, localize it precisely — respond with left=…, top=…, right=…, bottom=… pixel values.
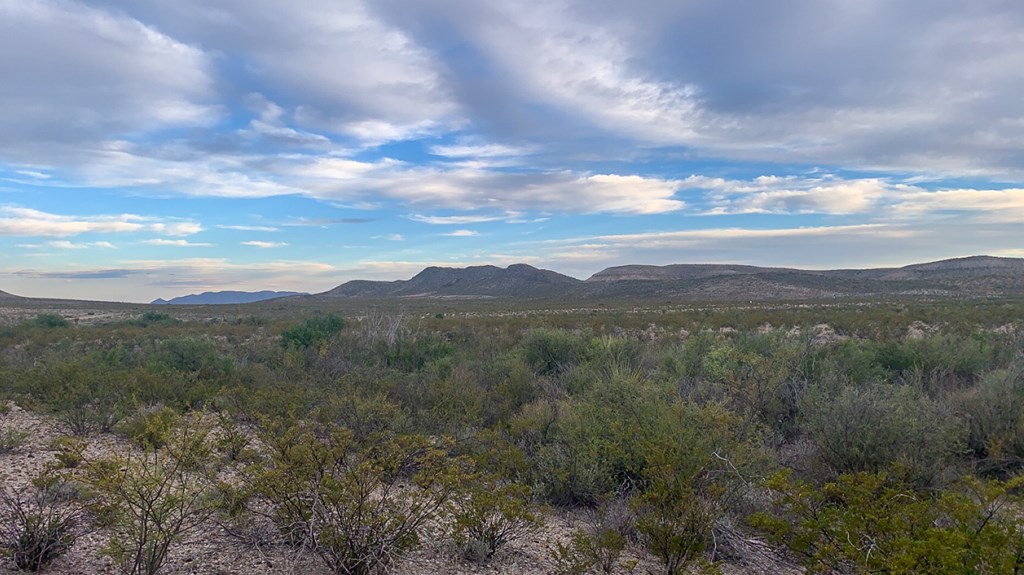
left=0, top=299, right=1022, bottom=573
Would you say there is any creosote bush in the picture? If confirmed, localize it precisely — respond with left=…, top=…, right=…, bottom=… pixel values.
left=451, top=477, right=539, bottom=562
left=0, top=476, right=81, bottom=572
left=751, top=471, right=1024, bottom=575
left=249, top=422, right=468, bottom=575
left=83, top=417, right=215, bottom=575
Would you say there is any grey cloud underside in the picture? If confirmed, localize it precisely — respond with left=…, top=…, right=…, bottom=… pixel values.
left=2, top=0, right=1023, bottom=215
left=370, top=0, right=1024, bottom=173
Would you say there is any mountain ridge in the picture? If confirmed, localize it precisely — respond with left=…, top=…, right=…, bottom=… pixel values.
left=317, top=256, right=1024, bottom=301
left=152, top=290, right=307, bottom=305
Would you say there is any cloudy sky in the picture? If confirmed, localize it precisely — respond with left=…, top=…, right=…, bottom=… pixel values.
left=1, top=0, right=1023, bottom=302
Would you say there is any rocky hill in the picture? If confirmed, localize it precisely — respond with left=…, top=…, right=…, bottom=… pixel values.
left=322, top=264, right=583, bottom=299
left=152, top=290, right=306, bottom=305
left=318, top=256, right=1024, bottom=301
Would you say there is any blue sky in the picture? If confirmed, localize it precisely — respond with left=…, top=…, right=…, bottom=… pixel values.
left=1, top=0, right=1023, bottom=302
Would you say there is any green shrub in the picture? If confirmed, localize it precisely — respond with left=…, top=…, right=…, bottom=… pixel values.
left=451, top=478, right=539, bottom=562
left=25, top=313, right=70, bottom=329
left=126, top=311, right=179, bottom=328
left=548, top=531, right=595, bottom=575
left=800, top=383, right=965, bottom=487
left=251, top=425, right=468, bottom=575
left=149, top=336, right=229, bottom=377
left=117, top=406, right=181, bottom=451
left=0, top=424, right=30, bottom=454
left=0, top=480, right=80, bottom=572
left=957, top=367, right=1024, bottom=476
left=521, top=329, right=591, bottom=377
left=632, top=468, right=718, bottom=575
left=280, top=314, right=345, bottom=350
left=84, top=419, right=215, bottom=575
left=751, top=471, right=1024, bottom=575
left=49, top=436, right=88, bottom=469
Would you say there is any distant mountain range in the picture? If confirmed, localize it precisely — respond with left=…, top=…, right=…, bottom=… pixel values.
left=315, top=256, right=1024, bottom=301
left=152, top=290, right=306, bottom=305
left=3, top=256, right=1023, bottom=305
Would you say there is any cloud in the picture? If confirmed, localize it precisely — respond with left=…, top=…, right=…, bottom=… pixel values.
left=442, top=229, right=479, bottom=237
left=108, top=0, right=458, bottom=144
left=0, top=0, right=215, bottom=158
left=372, top=0, right=1024, bottom=175
left=12, top=268, right=140, bottom=280
left=372, top=234, right=405, bottom=241
left=889, top=188, right=1024, bottom=222
left=141, top=239, right=212, bottom=247
left=0, top=206, right=201, bottom=238
left=283, top=217, right=375, bottom=226
left=217, top=224, right=280, bottom=232
left=680, top=175, right=898, bottom=215
left=285, top=160, right=686, bottom=215
left=429, top=140, right=532, bottom=160
left=47, top=240, right=116, bottom=250
left=241, top=240, right=288, bottom=248
left=410, top=214, right=505, bottom=225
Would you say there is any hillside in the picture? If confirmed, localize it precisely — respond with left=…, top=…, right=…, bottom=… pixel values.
left=321, top=263, right=583, bottom=299
left=152, top=290, right=306, bottom=305
left=319, top=255, right=1024, bottom=302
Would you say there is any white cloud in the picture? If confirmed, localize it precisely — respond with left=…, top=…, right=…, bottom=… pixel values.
left=218, top=224, right=280, bottom=232
left=889, top=188, right=1024, bottom=221
left=371, top=234, right=405, bottom=242
left=46, top=240, right=116, bottom=250
left=241, top=240, right=289, bottom=248
left=681, top=175, right=898, bottom=215
left=148, top=222, right=204, bottom=236
left=0, top=206, right=201, bottom=238
left=141, top=239, right=212, bottom=247
left=430, top=141, right=532, bottom=159
left=411, top=214, right=505, bottom=225
left=442, top=229, right=479, bottom=237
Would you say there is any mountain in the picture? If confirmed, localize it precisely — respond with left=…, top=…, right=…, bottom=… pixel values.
left=321, top=264, right=583, bottom=299
left=587, top=263, right=796, bottom=282
left=318, top=256, right=1024, bottom=302
left=151, top=290, right=306, bottom=305
left=582, top=255, right=1024, bottom=300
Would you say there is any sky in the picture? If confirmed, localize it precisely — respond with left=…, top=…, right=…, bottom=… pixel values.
left=1, top=0, right=1023, bottom=302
